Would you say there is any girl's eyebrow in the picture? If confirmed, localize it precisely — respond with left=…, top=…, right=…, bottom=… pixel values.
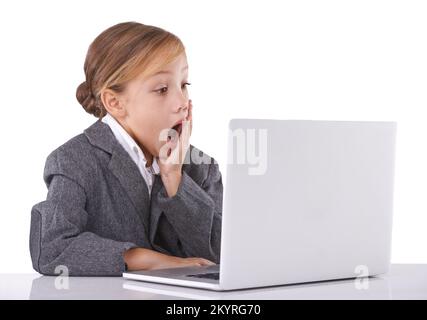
left=152, top=65, right=188, bottom=76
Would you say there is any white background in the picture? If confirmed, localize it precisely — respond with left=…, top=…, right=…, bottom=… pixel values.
left=0, top=0, right=426, bottom=273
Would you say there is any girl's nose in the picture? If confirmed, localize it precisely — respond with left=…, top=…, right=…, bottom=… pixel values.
left=176, top=99, right=189, bottom=113
left=173, top=87, right=189, bottom=112
left=181, top=101, right=189, bottom=112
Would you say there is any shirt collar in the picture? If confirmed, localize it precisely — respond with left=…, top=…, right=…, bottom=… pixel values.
left=101, top=113, right=160, bottom=175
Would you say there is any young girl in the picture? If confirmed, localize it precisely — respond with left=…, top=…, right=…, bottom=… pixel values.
left=29, top=21, right=222, bottom=276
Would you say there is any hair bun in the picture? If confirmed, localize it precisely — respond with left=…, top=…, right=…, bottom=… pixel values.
left=76, top=81, right=104, bottom=117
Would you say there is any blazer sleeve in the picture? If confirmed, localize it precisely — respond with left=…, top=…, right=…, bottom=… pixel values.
left=29, top=151, right=138, bottom=276
left=151, top=162, right=223, bottom=264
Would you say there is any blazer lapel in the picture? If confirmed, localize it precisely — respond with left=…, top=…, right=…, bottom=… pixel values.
left=108, top=145, right=151, bottom=220
left=84, top=120, right=151, bottom=234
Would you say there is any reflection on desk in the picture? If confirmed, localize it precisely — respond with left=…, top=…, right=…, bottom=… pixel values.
left=3, top=264, right=425, bottom=300
left=122, top=276, right=392, bottom=300
left=29, top=275, right=155, bottom=300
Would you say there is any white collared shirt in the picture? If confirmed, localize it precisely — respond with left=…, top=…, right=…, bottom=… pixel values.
left=102, top=113, right=160, bottom=196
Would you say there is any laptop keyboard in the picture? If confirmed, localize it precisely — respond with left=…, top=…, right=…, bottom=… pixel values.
left=186, top=272, right=220, bottom=280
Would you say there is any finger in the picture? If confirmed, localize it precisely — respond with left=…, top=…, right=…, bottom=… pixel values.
left=179, top=123, right=191, bottom=162
left=197, top=258, right=215, bottom=266
left=203, top=260, right=216, bottom=266
left=186, top=100, right=193, bottom=135
left=181, top=121, right=191, bottom=143
left=186, top=261, right=203, bottom=268
left=187, top=257, right=205, bottom=264
left=187, top=99, right=193, bottom=121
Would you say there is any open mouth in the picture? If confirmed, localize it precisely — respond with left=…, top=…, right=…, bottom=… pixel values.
left=168, top=122, right=183, bottom=141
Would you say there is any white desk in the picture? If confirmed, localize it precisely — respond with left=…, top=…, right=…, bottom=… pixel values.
left=1, top=264, right=426, bottom=300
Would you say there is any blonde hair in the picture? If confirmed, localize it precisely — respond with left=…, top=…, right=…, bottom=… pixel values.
left=76, top=21, right=185, bottom=118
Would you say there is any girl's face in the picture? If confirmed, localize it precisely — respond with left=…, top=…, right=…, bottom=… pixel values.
left=117, top=52, right=190, bottom=159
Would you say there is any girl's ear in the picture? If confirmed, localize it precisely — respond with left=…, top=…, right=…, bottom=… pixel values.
left=100, top=89, right=127, bottom=118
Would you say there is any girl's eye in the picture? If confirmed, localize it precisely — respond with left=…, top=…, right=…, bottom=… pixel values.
left=182, top=82, right=191, bottom=89
left=156, top=87, right=168, bottom=94
left=155, top=83, right=191, bottom=95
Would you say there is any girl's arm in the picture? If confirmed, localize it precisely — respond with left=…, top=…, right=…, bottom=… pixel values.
left=30, top=174, right=138, bottom=276
left=150, top=155, right=223, bottom=264
left=123, top=247, right=214, bottom=271
left=30, top=174, right=215, bottom=276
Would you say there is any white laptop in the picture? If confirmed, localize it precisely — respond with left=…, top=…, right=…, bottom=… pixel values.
left=123, top=119, right=397, bottom=291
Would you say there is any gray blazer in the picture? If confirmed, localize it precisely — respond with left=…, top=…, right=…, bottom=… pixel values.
left=29, top=119, right=222, bottom=276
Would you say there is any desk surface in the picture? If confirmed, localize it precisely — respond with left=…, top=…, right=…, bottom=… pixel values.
left=1, top=264, right=426, bottom=300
